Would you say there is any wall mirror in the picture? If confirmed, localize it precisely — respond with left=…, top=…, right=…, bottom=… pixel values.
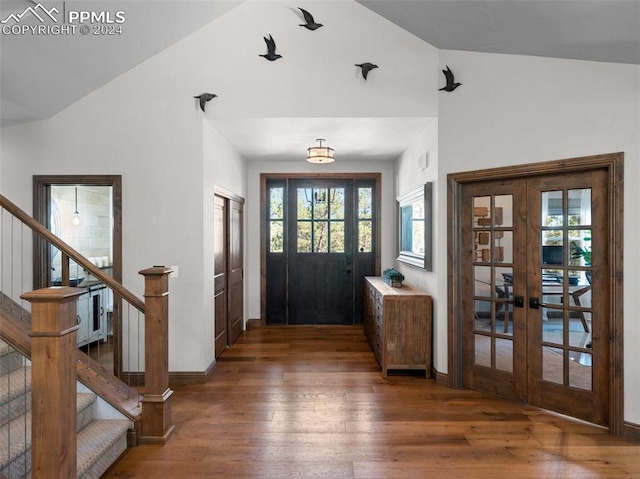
left=397, top=182, right=432, bottom=271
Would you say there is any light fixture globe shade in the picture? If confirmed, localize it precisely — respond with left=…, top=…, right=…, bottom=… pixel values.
left=307, top=138, right=335, bottom=164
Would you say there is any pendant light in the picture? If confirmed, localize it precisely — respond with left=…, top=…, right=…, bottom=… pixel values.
left=72, top=186, right=81, bottom=226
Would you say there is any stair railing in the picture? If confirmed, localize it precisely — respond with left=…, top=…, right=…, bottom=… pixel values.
left=0, top=194, right=174, bottom=475
left=0, top=194, right=144, bottom=313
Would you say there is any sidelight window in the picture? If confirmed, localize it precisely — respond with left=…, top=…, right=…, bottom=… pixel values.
left=358, top=187, right=373, bottom=252
left=269, top=186, right=284, bottom=253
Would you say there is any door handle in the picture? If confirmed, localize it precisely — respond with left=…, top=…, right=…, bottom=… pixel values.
left=529, top=297, right=540, bottom=309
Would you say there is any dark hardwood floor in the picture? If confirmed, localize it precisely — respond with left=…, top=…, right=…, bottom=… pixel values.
left=104, top=325, right=640, bottom=478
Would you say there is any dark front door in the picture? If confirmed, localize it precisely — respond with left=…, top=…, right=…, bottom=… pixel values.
left=288, top=179, right=354, bottom=324
left=265, top=176, right=378, bottom=325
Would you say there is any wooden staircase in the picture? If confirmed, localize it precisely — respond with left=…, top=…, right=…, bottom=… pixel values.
left=0, top=339, right=131, bottom=478
left=0, top=193, right=175, bottom=478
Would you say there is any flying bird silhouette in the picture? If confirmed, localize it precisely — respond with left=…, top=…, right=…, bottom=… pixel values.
left=194, top=93, right=217, bottom=112
left=260, top=34, right=282, bottom=61
left=298, top=7, right=323, bottom=30
left=355, top=62, right=378, bottom=80
left=439, top=65, right=461, bottom=91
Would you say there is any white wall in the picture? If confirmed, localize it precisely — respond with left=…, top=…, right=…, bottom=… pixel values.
left=203, top=120, right=247, bottom=360
left=0, top=0, right=437, bottom=373
left=393, top=119, right=440, bottom=357
left=245, top=159, right=396, bottom=320
left=0, top=9, right=228, bottom=374
left=197, top=0, right=439, bottom=120
left=435, top=50, right=640, bottom=423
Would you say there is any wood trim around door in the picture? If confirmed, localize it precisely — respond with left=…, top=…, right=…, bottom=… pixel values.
left=33, top=174, right=123, bottom=375
left=260, top=173, right=382, bottom=325
left=447, top=152, right=624, bottom=436
left=33, top=175, right=123, bottom=287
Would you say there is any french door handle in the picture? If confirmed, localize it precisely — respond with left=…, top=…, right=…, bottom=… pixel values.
left=529, top=297, right=540, bottom=309
left=514, top=296, right=524, bottom=308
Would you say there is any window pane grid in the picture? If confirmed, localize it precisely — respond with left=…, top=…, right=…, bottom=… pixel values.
left=297, top=187, right=345, bottom=253
left=269, top=186, right=285, bottom=253
left=358, top=188, right=372, bottom=219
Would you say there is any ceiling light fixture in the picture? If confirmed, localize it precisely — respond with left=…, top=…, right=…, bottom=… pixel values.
left=307, top=138, right=335, bottom=164
left=72, top=186, right=81, bottom=226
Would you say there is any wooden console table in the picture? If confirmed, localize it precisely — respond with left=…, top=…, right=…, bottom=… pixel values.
left=363, top=277, right=433, bottom=378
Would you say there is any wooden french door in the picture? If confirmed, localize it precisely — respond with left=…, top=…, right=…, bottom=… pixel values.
left=264, top=176, right=378, bottom=325
left=461, top=168, right=610, bottom=426
left=214, top=189, right=244, bottom=358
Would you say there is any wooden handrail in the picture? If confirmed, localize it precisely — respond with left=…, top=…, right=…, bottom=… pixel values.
left=0, top=194, right=145, bottom=313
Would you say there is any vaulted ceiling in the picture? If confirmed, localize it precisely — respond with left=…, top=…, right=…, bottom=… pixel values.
left=1, top=1, right=638, bottom=161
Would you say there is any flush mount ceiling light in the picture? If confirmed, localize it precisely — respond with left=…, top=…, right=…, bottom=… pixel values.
left=307, top=138, right=335, bottom=164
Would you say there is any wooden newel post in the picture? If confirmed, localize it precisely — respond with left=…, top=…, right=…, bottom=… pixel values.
left=139, top=267, right=175, bottom=444
left=21, top=286, right=83, bottom=479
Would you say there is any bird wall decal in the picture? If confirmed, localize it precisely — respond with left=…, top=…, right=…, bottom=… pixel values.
left=355, top=62, right=378, bottom=80
left=298, top=7, right=323, bottom=30
left=194, top=93, right=217, bottom=112
left=260, top=34, right=282, bottom=61
left=439, top=65, right=461, bottom=91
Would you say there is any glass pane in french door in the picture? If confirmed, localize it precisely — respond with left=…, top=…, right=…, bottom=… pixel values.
left=539, top=188, right=593, bottom=391
left=528, top=169, right=608, bottom=427
left=472, top=194, right=514, bottom=373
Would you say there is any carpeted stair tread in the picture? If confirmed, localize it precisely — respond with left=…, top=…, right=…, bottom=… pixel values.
left=0, top=392, right=96, bottom=461
left=0, top=417, right=130, bottom=478
left=1, top=340, right=131, bottom=477
left=0, top=410, right=30, bottom=469
left=0, top=347, right=24, bottom=377
left=76, top=419, right=130, bottom=478
left=0, top=366, right=31, bottom=403
left=0, top=366, right=31, bottom=429
left=76, top=392, right=97, bottom=431
left=0, top=392, right=104, bottom=469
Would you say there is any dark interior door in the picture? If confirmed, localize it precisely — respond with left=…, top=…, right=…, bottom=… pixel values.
left=227, top=198, right=244, bottom=344
left=288, top=179, right=353, bottom=324
left=213, top=195, right=227, bottom=358
left=214, top=192, right=245, bottom=354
